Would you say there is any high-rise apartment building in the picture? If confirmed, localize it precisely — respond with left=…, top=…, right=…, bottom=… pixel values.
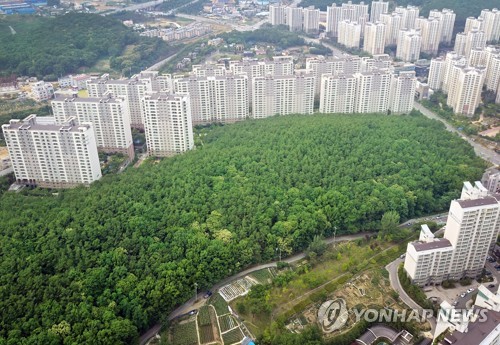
left=464, top=29, right=487, bottom=58
left=87, top=77, right=152, bottom=129
left=454, top=33, right=467, bottom=56
left=338, top=20, right=361, bottom=49
left=305, top=55, right=361, bottom=95
left=136, top=70, right=173, bottom=91
left=353, top=69, right=391, bottom=113
left=370, top=0, right=388, bottom=23
left=326, top=4, right=342, bottom=37
left=269, top=4, right=286, bottom=26
left=51, top=95, right=134, bottom=158
left=481, top=8, right=500, bottom=42
left=484, top=48, right=500, bottom=91
left=447, top=66, right=485, bottom=116
left=429, top=9, right=456, bottom=45
left=303, top=6, right=320, bottom=34
left=404, top=225, right=454, bottom=286
left=363, top=21, right=386, bottom=55
left=442, top=52, right=467, bottom=93
left=31, top=81, right=54, bottom=101
left=380, top=12, right=403, bottom=46
left=416, top=17, right=441, bottom=56
left=395, top=5, right=419, bottom=29
left=287, top=6, right=303, bottom=32
left=396, top=29, right=422, bottom=62
left=252, top=73, right=315, bottom=119
left=405, top=182, right=500, bottom=285
left=465, top=16, right=484, bottom=33
left=428, top=57, right=446, bottom=90
left=2, top=115, right=101, bottom=188
left=191, top=64, right=227, bottom=77
left=141, top=92, right=194, bottom=157
left=174, top=74, right=249, bottom=124
left=319, top=74, right=356, bottom=113
left=325, top=1, right=368, bottom=37
left=360, top=54, right=392, bottom=72
left=389, top=71, right=416, bottom=113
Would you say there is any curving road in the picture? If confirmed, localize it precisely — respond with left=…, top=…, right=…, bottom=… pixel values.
left=413, top=101, right=500, bottom=166
left=386, top=259, right=437, bottom=335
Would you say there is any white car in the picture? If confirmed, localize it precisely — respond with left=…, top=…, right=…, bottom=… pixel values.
left=460, top=293, right=466, bottom=298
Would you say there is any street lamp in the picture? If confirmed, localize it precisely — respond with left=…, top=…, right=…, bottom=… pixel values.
left=275, top=247, right=281, bottom=262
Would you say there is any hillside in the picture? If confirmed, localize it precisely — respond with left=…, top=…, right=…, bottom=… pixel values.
left=0, top=13, right=174, bottom=79
left=0, top=113, right=486, bottom=344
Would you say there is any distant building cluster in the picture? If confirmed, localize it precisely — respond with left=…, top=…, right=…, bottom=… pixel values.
left=3, top=49, right=420, bottom=188
left=404, top=182, right=500, bottom=286
left=0, top=0, right=46, bottom=14
left=139, top=23, right=212, bottom=42
left=428, top=9, right=500, bottom=116
left=270, top=1, right=462, bottom=63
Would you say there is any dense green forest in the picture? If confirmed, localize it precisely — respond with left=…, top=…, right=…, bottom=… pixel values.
left=298, top=0, right=500, bottom=30
left=219, top=25, right=306, bottom=48
left=0, top=13, right=173, bottom=79
left=0, top=113, right=486, bottom=344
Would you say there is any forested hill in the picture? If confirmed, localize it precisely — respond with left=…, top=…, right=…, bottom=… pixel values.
left=0, top=13, right=173, bottom=79
left=0, top=113, right=485, bottom=344
left=298, top=0, right=500, bottom=29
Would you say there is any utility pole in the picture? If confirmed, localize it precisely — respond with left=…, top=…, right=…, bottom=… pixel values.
left=276, top=247, right=281, bottom=262
left=194, top=282, right=198, bottom=302
left=333, top=226, right=337, bottom=248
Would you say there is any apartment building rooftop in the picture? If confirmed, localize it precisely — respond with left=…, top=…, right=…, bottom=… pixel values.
left=4, top=115, right=89, bottom=133
left=443, top=309, right=500, bottom=345
left=456, top=197, right=498, bottom=208
left=53, top=95, right=124, bottom=104
left=413, top=239, right=453, bottom=252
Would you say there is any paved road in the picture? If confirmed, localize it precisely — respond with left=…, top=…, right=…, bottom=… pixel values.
left=413, top=101, right=500, bottom=166
left=104, top=0, right=164, bottom=14
left=386, top=258, right=437, bottom=335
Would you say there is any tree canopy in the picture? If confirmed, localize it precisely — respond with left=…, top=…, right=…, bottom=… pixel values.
left=0, top=13, right=173, bottom=79
left=0, top=113, right=485, bottom=344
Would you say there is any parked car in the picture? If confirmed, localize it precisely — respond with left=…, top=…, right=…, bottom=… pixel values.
left=488, top=284, right=496, bottom=288
left=485, top=271, right=492, bottom=276
left=460, top=293, right=466, bottom=298
left=203, top=291, right=213, bottom=299
left=466, top=288, right=474, bottom=293
left=452, top=301, right=458, bottom=306
left=188, top=309, right=198, bottom=315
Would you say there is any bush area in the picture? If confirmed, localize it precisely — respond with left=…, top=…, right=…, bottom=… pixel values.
left=0, top=13, right=173, bottom=79
left=0, top=113, right=485, bottom=343
left=219, top=25, right=306, bottom=48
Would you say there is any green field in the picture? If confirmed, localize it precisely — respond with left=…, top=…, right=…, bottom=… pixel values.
left=172, top=321, right=198, bottom=345
left=209, top=294, right=229, bottom=316
left=221, top=327, right=244, bottom=345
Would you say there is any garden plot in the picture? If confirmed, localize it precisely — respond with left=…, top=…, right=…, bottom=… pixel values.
left=219, top=276, right=258, bottom=302
left=171, top=320, right=198, bottom=345
left=219, top=314, right=238, bottom=333
left=221, top=327, right=245, bottom=345
left=197, top=306, right=220, bottom=344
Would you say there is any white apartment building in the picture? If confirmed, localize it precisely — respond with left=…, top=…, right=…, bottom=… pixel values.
left=468, top=48, right=488, bottom=68
left=31, top=81, right=54, bottom=102
left=481, top=8, right=500, bottom=42
left=136, top=70, right=173, bottom=91
left=447, top=66, right=485, bottom=116
left=174, top=74, right=249, bottom=124
left=370, top=0, right=388, bottom=23
left=475, top=284, right=500, bottom=312
left=442, top=52, right=467, bottom=93
left=405, top=182, right=500, bottom=285
left=396, top=29, right=422, bottom=62
left=287, top=6, right=303, bottom=32
left=141, top=92, right=194, bottom=157
left=326, top=4, right=342, bottom=37
left=482, top=169, right=500, bottom=194
left=464, top=29, right=487, bottom=58
left=353, top=69, right=391, bottom=113
left=389, top=71, right=416, bottom=114
left=87, top=77, right=152, bottom=128
left=305, top=55, right=361, bottom=95
left=360, top=54, right=392, bottom=73
left=380, top=12, right=403, bottom=46
left=269, top=4, right=286, bottom=26
left=429, top=8, right=456, bottom=45
left=191, top=64, right=227, bottom=78
left=454, top=33, right=467, bottom=56
left=2, top=115, right=101, bottom=188
left=319, top=74, right=356, bottom=113
left=252, top=73, right=315, bottom=119
left=338, top=20, right=361, bottom=49
left=303, top=6, right=320, bottom=34
left=363, top=21, right=386, bottom=55
left=404, top=225, right=454, bottom=286
left=325, top=1, right=368, bottom=37
left=484, top=47, right=500, bottom=91
left=428, top=57, right=446, bottom=90
left=395, top=5, right=419, bottom=29
left=51, top=95, right=134, bottom=158
left=443, top=309, right=500, bottom=345
left=416, top=17, right=441, bottom=56
left=465, top=16, right=484, bottom=33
